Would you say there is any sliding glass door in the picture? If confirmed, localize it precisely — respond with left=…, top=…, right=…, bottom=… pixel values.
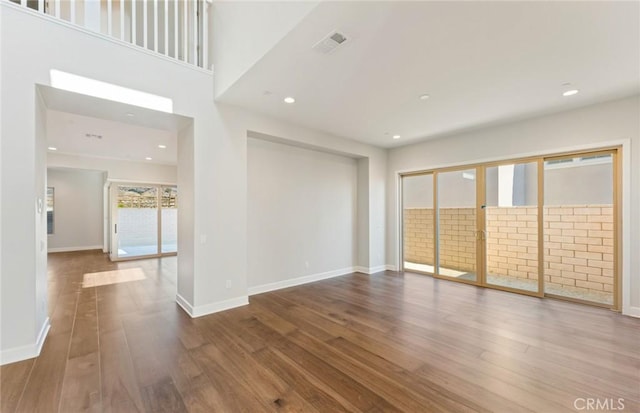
left=110, top=184, right=178, bottom=260
left=543, top=152, right=616, bottom=306
left=161, top=186, right=178, bottom=254
left=484, top=161, right=540, bottom=293
left=400, top=148, right=620, bottom=309
left=436, top=168, right=478, bottom=282
left=402, top=173, right=435, bottom=274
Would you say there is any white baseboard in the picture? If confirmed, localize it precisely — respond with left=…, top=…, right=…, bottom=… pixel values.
left=48, top=245, right=103, bottom=253
left=176, top=293, right=249, bottom=318
left=249, top=267, right=356, bottom=296
left=0, top=317, right=50, bottom=366
left=386, top=264, right=398, bottom=271
left=623, top=306, right=640, bottom=318
left=354, top=265, right=388, bottom=275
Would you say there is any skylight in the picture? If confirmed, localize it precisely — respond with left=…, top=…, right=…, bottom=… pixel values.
left=50, top=70, right=173, bottom=113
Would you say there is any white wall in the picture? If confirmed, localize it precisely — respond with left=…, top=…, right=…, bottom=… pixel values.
left=545, top=163, right=613, bottom=205
left=247, top=138, right=357, bottom=290
left=47, top=168, right=104, bottom=251
left=48, top=152, right=177, bottom=184
left=212, top=0, right=319, bottom=97
left=357, top=158, right=370, bottom=268
left=34, top=88, right=48, bottom=358
left=1, top=2, right=387, bottom=362
left=0, top=3, right=3, bottom=363
left=387, top=95, right=640, bottom=315
left=403, top=173, right=434, bottom=209
left=0, top=2, right=212, bottom=361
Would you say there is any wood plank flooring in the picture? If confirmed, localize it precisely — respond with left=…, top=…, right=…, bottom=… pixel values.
left=1, top=250, right=639, bottom=412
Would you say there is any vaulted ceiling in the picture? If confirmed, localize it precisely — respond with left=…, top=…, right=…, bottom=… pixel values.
left=218, top=1, right=640, bottom=148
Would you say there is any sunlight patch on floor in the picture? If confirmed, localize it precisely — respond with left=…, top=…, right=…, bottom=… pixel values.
left=83, top=267, right=146, bottom=288
left=403, top=262, right=467, bottom=277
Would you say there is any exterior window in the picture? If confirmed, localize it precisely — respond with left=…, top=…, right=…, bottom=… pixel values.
left=47, top=187, right=54, bottom=234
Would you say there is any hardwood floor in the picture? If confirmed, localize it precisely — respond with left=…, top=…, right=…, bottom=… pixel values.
left=1, top=250, right=639, bottom=412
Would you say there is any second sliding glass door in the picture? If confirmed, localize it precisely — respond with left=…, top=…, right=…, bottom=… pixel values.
left=110, top=184, right=178, bottom=261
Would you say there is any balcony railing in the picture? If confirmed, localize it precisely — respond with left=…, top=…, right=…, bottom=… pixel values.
left=9, top=0, right=210, bottom=70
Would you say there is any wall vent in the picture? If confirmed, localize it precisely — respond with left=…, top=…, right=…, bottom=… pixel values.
left=312, top=30, right=348, bottom=54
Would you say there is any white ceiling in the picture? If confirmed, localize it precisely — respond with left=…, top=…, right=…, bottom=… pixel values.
left=46, top=110, right=177, bottom=164
left=40, top=86, right=189, bottom=164
left=218, top=1, right=640, bottom=148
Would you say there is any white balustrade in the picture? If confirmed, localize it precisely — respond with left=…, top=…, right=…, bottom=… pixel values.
left=8, top=0, right=210, bottom=70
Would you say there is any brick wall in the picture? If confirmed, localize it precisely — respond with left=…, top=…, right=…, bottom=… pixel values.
left=404, top=205, right=614, bottom=296
left=403, top=208, right=435, bottom=265
left=486, top=206, right=538, bottom=282
left=439, top=208, right=476, bottom=272
left=543, top=205, right=614, bottom=295
left=404, top=208, right=476, bottom=272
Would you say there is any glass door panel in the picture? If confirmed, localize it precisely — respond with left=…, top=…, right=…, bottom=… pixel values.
left=485, top=162, right=539, bottom=293
left=161, top=186, right=178, bottom=253
left=117, top=185, right=159, bottom=258
left=402, top=174, right=434, bottom=274
left=436, top=168, right=477, bottom=281
left=543, top=153, right=614, bottom=306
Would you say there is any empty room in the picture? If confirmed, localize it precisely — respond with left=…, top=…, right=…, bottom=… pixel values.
left=1, top=1, right=639, bottom=412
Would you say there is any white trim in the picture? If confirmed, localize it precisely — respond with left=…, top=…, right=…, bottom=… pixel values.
left=620, top=140, right=633, bottom=316
left=106, top=178, right=177, bottom=186
left=354, top=265, right=387, bottom=275
left=176, top=294, right=248, bottom=318
left=395, top=172, right=403, bottom=271
left=0, top=0, right=213, bottom=75
left=386, top=264, right=398, bottom=271
left=48, top=245, right=103, bottom=253
left=1, top=318, right=50, bottom=366
left=248, top=267, right=356, bottom=296
left=623, top=306, right=640, bottom=318
left=175, top=293, right=194, bottom=315
left=35, top=317, right=50, bottom=355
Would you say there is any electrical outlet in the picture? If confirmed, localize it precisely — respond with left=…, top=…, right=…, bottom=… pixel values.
left=200, top=234, right=207, bottom=244
left=305, top=261, right=310, bottom=269
left=225, top=279, right=232, bottom=289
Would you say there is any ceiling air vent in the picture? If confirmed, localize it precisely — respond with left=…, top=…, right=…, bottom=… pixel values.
left=312, top=30, right=348, bottom=54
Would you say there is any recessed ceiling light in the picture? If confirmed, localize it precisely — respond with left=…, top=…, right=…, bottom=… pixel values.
left=145, top=157, right=152, bottom=160
left=158, top=144, right=167, bottom=149
left=284, top=97, right=296, bottom=104
left=393, top=135, right=401, bottom=140
left=562, top=89, right=579, bottom=97
left=126, top=113, right=135, bottom=117
left=419, top=94, right=430, bottom=100
left=48, top=147, right=57, bottom=151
